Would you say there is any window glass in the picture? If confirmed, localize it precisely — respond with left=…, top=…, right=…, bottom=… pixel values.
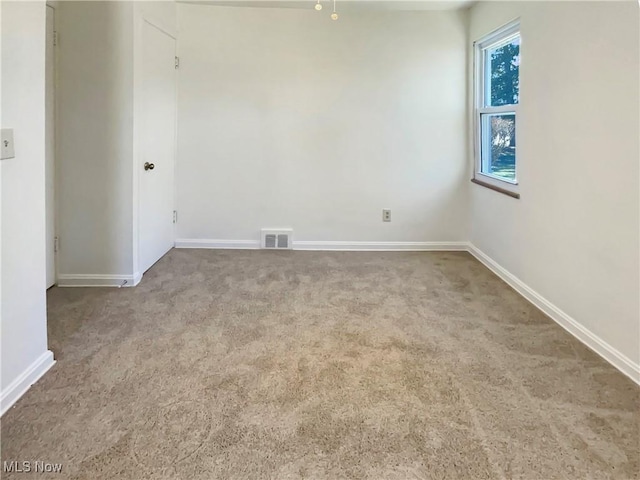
left=485, top=36, right=520, bottom=107
left=481, top=113, right=516, bottom=181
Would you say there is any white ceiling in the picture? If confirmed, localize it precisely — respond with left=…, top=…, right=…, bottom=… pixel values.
left=177, top=0, right=476, bottom=11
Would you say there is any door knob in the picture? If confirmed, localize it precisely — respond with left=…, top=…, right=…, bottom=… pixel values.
left=144, top=162, right=155, bottom=171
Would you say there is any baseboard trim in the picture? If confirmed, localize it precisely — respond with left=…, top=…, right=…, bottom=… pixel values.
left=467, top=243, right=640, bottom=385
left=175, top=239, right=468, bottom=252
left=293, top=241, right=468, bottom=251
left=57, top=274, right=138, bottom=287
left=1, top=351, right=55, bottom=416
left=175, top=239, right=261, bottom=250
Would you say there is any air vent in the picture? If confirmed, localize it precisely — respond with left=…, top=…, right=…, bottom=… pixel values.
left=277, top=234, right=289, bottom=249
left=261, top=229, right=292, bottom=250
left=264, top=234, right=277, bottom=248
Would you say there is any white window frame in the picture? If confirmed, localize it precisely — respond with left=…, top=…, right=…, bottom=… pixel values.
left=473, top=19, right=520, bottom=197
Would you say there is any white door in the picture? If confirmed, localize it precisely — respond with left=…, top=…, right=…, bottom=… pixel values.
left=45, top=5, right=56, bottom=288
left=139, top=21, right=176, bottom=274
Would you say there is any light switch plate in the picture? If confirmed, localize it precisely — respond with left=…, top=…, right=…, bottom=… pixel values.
left=1, top=129, right=15, bottom=160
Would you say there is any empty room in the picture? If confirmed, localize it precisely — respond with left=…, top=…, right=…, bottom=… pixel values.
left=1, top=0, right=639, bottom=478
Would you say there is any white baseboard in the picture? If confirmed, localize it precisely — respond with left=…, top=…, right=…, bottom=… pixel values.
left=467, top=243, right=640, bottom=385
left=175, top=239, right=468, bottom=252
left=1, top=351, right=55, bottom=416
left=57, top=274, right=139, bottom=287
left=175, top=239, right=261, bottom=250
left=293, top=241, right=468, bottom=251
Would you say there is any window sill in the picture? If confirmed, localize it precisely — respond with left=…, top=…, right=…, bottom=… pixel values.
left=471, top=178, right=520, bottom=199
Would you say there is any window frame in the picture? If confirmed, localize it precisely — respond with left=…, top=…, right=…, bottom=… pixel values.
left=473, top=19, right=521, bottom=198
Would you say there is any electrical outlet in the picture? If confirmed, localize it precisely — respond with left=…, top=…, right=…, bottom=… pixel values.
left=382, top=209, right=391, bottom=222
left=1, top=129, right=15, bottom=160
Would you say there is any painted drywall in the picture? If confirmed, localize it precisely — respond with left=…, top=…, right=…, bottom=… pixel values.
left=176, top=5, right=469, bottom=244
left=56, top=1, right=135, bottom=279
left=468, top=2, right=640, bottom=367
left=1, top=0, right=54, bottom=405
left=1, top=1, right=3, bottom=377
left=56, top=1, right=176, bottom=283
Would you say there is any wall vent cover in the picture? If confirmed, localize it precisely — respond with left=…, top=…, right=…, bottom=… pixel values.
left=261, top=229, right=292, bottom=250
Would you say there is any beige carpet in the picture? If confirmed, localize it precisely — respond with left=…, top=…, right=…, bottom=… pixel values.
left=1, top=250, right=638, bottom=479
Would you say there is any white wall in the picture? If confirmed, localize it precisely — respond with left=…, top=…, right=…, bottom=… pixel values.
left=56, top=1, right=135, bottom=279
left=1, top=0, right=54, bottom=412
left=56, top=1, right=177, bottom=284
left=1, top=0, right=3, bottom=371
left=176, top=5, right=469, bottom=245
left=468, top=2, right=639, bottom=370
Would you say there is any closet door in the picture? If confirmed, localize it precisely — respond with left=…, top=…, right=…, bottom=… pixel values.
left=138, top=20, right=176, bottom=274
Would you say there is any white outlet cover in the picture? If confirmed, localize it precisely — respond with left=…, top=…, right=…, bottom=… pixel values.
left=1, top=129, right=15, bottom=160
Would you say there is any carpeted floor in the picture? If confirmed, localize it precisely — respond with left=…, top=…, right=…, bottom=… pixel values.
left=1, top=249, right=638, bottom=479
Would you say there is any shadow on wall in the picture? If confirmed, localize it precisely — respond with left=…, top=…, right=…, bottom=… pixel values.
left=56, top=1, right=135, bottom=279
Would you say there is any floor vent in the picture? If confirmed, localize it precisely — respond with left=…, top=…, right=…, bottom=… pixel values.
left=261, top=229, right=292, bottom=250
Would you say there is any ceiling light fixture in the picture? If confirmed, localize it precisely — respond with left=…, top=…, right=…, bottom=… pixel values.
left=314, top=0, right=338, bottom=20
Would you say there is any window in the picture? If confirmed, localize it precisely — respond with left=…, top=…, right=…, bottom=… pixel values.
left=473, top=20, right=520, bottom=198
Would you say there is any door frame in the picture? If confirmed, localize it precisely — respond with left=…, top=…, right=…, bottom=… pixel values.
left=45, top=2, right=59, bottom=288
left=132, top=14, right=178, bottom=284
